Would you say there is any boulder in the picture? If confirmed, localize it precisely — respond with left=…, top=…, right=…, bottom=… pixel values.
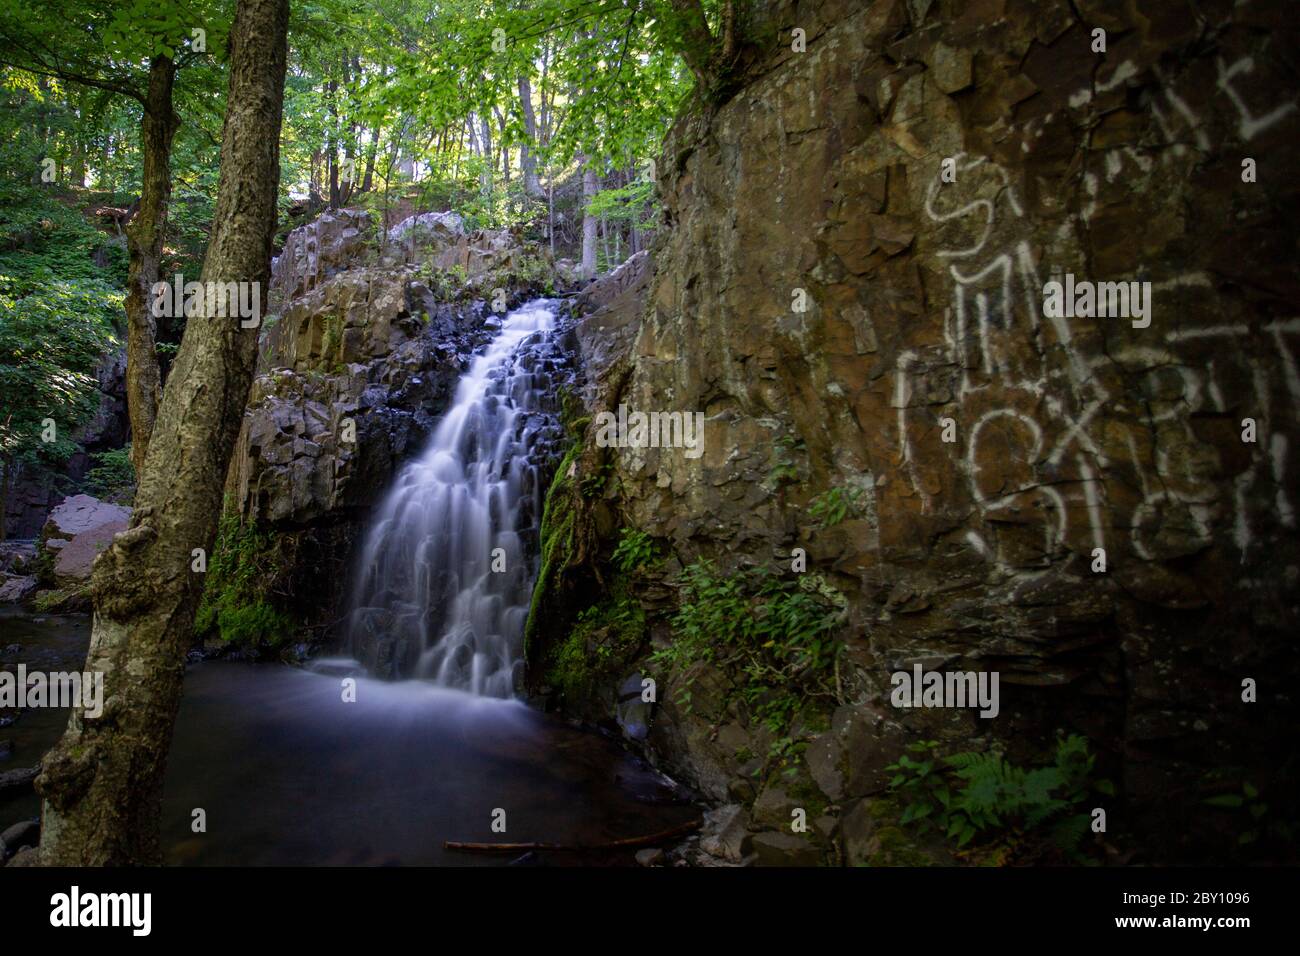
left=749, top=831, right=821, bottom=867
left=841, top=798, right=947, bottom=867
left=52, top=520, right=126, bottom=586
left=574, top=250, right=651, bottom=316
left=0, top=766, right=37, bottom=793
left=2, top=471, right=61, bottom=540
left=698, top=803, right=751, bottom=863
left=615, top=672, right=651, bottom=741
left=386, top=210, right=464, bottom=245
left=634, top=847, right=664, bottom=867
left=553, top=259, right=582, bottom=287
left=41, top=495, right=130, bottom=544
left=4, top=846, right=39, bottom=866
left=37, top=495, right=130, bottom=587
left=0, top=577, right=36, bottom=604
left=751, top=785, right=800, bottom=831
left=0, top=541, right=36, bottom=575
left=270, top=207, right=374, bottom=306
left=0, top=819, right=38, bottom=862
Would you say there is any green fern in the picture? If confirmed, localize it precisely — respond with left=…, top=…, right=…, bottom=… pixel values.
left=888, top=735, right=1111, bottom=858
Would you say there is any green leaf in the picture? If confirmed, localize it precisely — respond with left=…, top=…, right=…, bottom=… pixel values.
left=1204, top=794, right=1245, bottom=808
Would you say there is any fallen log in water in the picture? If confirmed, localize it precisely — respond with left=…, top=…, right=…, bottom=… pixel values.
left=444, top=817, right=703, bottom=854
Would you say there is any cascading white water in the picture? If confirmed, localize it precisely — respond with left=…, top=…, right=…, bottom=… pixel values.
left=346, top=300, right=558, bottom=697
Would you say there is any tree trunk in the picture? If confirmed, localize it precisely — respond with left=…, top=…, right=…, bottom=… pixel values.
left=495, top=106, right=509, bottom=186
left=34, top=0, right=290, bottom=866
left=326, top=68, right=340, bottom=208
left=581, top=161, right=599, bottom=279
left=0, top=452, right=11, bottom=543
left=478, top=111, right=493, bottom=199
left=123, top=56, right=178, bottom=477
left=361, top=124, right=379, bottom=193
left=69, top=126, right=86, bottom=188
left=517, top=75, right=542, bottom=198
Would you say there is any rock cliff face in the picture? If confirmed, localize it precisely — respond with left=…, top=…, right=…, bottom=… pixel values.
left=529, top=0, right=1300, bottom=864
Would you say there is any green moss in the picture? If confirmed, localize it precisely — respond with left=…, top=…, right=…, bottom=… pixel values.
left=195, top=598, right=292, bottom=648
left=523, top=386, right=593, bottom=657
left=31, top=590, right=60, bottom=612
left=545, top=581, right=646, bottom=701
left=784, top=761, right=830, bottom=820
left=525, top=387, right=651, bottom=702
left=194, top=508, right=294, bottom=649
left=857, top=797, right=936, bottom=867
left=523, top=437, right=580, bottom=656
left=867, top=826, right=935, bottom=867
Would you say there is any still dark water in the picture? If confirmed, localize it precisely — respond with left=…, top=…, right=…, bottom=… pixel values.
left=1, top=611, right=696, bottom=865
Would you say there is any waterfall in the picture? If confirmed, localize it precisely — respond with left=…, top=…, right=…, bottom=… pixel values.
left=346, top=299, right=559, bottom=697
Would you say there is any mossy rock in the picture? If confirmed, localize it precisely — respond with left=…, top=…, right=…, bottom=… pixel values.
left=545, top=583, right=646, bottom=704
left=842, top=796, right=944, bottom=867
left=865, top=825, right=936, bottom=867
left=194, top=508, right=296, bottom=651
left=523, top=387, right=614, bottom=678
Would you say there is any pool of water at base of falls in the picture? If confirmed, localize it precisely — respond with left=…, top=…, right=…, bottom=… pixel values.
left=1, top=620, right=695, bottom=867
left=158, top=658, right=697, bottom=865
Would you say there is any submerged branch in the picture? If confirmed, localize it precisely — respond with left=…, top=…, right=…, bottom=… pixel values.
left=444, top=817, right=702, bottom=854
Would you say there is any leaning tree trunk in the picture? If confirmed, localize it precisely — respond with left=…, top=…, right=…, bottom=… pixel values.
left=35, top=0, right=290, bottom=866
left=124, top=55, right=179, bottom=476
